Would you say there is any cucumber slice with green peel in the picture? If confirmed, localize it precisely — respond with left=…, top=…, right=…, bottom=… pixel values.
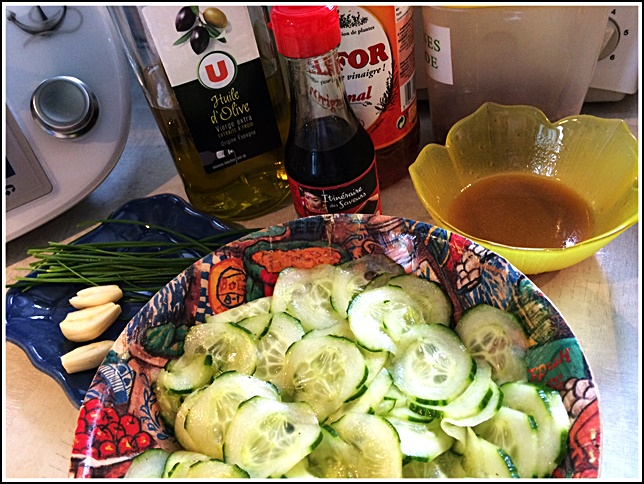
left=331, top=412, right=403, bottom=478
left=411, top=358, right=494, bottom=420
left=440, top=381, right=503, bottom=428
left=391, top=324, right=475, bottom=405
left=162, top=450, right=211, bottom=478
left=271, top=264, right=346, bottom=331
left=154, top=382, right=185, bottom=430
left=184, top=371, right=280, bottom=460
left=183, top=321, right=258, bottom=375
left=325, top=368, right=393, bottom=424
left=388, top=404, right=437, bottom=424
left=403, top=450, right=467, bottom=478
left=223, top=396, right=322, bottom=478
left=282, top=335, right=368, bottom=421
left=385, top=416, right=454, bottom=463
left=205, top=296, right=273, bottom=325
left=124, top=448, right=170, bottom=478
left=461, top=427, right=520, bottom=478
left=456, top=303, right=529, bottom=385
left=500, top=381, right=570, bottom=477
left=173, top=387, right=207, bottom=452
left=307, top=424, right=358, bottom=478
left=387, top=274, right=453, bottom=326
left=331, top=254, right=406, bottom=318
left=156, top=353, right=215, bottom=394
left=474, top=405, right=541, bottom=478
left=364, top=271, right=402, bottom=291
left=303, top=320, right=354, bottom=340
left=236, top=312, right=273, bottom=338
left=253, top=312, right=304, bottom=391
left=186, top=459, right=250, bottom=478
left=347, top=285, right=424, bottom=353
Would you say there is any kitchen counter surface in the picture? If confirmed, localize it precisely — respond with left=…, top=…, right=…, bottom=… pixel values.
left=4, top=76, right=640, bottom=479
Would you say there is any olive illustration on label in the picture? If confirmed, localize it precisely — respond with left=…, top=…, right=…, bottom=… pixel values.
left=175, top=6, right=197, bottom=32
left=173, top=6, right=228, bottom=55
left=203, top=8, right=227, bottom=28
left=190, top=26, right=209, bottom=54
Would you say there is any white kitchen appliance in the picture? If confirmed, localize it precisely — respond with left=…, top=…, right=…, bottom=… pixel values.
left=4, top=5, right=131, bottom=241
left=585, top=5, right=639, bottom=102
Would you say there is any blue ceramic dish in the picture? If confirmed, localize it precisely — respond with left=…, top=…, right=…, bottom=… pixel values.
left=5, top=194, right=243, bottom=408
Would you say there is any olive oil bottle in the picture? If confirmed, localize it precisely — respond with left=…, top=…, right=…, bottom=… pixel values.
left=109, top=6, right=290, bottom=220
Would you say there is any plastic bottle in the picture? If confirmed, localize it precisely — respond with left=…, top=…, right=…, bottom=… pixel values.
left=337, top=5, right=420, bottom=188
left=270, top=6, right=381, bottom=218
left=108, top=6, right=290, bottom=220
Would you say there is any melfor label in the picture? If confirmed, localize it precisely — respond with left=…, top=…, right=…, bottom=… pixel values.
left=338, top=6, right=418, bottom=149
left=288, top=158, right=382, bottom=218
left=142, top=6, right=281, bottom=174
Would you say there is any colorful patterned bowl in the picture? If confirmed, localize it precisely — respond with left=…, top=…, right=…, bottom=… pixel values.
left=409, top=102, right=639, bottom=274
left=68, top=214, right=601, bottom=478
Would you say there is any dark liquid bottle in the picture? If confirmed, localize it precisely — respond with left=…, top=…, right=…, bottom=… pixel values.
left=271, top=5, right=381, bottom=218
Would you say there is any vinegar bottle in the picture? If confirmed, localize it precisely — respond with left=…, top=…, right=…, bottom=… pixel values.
left=108, top=6, right=290, bottom=220
left=270, top=5, right=382, bottom=218
left=337, top=5, right=421, bottom=188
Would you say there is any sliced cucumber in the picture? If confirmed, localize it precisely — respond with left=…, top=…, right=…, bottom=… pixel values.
left=440, top=381, right=502, bottom=428
left=205, top=296, right=272, bottom=325
left=411, top=358, right=494, bottom=420
left=162, top=450, right=210, bottom=478
left=474, top=405, right=541, bottom=478
left=331, top=412, right=403, bottom=478
left=156, top=353, right=214, bottom=394
left=223, top=396, right=321, bottom=478
left=307, top=424, right=357, bottom=478
left=154, top=382, right=185, bottom=431
left=184, top=371, right=280, bottom=460
left=253, top=312, right=304, bottom=391
left=456, top=303, right=529, bottom=385
left=173, top=388, right=206, bottom=452
left=403, top=450, right=467, bottom=478
left=391, top=324, right=475, bottom=405
left=461, top=427, right=520, bottom=478
left=347, top=285, right=423, bottom=353
left=183, top=321, right=258, bottom=375
left=501, top=381, right=570, bottom=477
left=236, top=312, right=273, bottom=338
left=186, top=458, right=250, bottom=478
left=325, top=368, right=393, bottom=424
left=387, top=274, right=453, bottom=326
left=385, top=416, right=454, bottom=463
left=271, top=264, right=346, bottom=331
left=331, top=254, right=405, bottom=318
left=282, top=458, right=316, bottom=478
left=282, top=335, right=367, bottom=421
left=124, top=448, right=170, bottom=478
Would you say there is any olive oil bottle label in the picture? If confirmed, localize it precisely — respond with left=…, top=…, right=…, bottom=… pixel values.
left=142, top=6, right=281, bottom=174
left=288, top=158, right=381, bottom=217
left=338, top=6, right=418, bottom=150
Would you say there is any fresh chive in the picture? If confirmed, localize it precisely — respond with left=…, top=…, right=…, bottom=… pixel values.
left=8, top=219, right=258, bottom=303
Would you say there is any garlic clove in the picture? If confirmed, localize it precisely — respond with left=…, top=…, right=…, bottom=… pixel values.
left=61, top=340, right=115, bottom=374
left=69, top=284, right=123, bottom=309
left=59, top=302, right=122, bottom=342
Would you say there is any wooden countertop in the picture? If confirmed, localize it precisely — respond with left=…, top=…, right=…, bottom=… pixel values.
left=4, top=76, right=640, bottom=479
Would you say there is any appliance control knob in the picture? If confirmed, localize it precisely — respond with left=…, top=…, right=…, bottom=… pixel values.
left=597, top=17, right=620, bottom=60
left=30, top=76, right=99, bottom=138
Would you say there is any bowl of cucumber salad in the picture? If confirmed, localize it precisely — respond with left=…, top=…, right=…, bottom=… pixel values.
left=68, top=214, right=601, bottom=479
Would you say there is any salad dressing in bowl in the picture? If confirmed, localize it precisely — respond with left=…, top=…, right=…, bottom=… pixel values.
left=448, top=173, right=593, bottom=249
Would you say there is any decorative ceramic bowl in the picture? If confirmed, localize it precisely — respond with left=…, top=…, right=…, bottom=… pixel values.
left=409, top=102, right=639, bottom=274
left=68, top=214, right=601, bottom=478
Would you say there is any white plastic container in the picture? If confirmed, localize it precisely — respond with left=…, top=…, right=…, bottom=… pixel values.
left=421, top=5, right=611, bottom=143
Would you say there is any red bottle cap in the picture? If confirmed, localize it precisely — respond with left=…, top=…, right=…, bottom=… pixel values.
left=270, top=5, right=341, bottom=59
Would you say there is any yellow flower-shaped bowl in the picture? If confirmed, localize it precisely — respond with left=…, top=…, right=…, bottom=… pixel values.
left=409, top=102, right=639, bottom=274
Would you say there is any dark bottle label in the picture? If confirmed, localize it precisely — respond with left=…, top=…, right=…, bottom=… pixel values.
left=288, top=157, right=381, bottom=217
left=142, top=7, right=282, bottom=174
